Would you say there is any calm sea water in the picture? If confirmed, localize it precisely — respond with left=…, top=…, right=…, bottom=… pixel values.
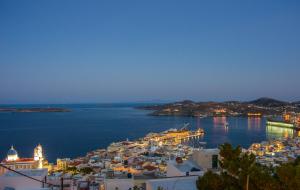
left=0, top=104, right=294, bottom=162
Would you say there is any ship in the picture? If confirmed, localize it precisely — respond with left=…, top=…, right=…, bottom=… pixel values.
left=266, top=112, right=300, bottom=129
left=266, top=119, right=295, bottom=128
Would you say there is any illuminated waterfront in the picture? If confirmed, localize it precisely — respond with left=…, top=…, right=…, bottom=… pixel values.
left=0, top=104, right=297, bottom=162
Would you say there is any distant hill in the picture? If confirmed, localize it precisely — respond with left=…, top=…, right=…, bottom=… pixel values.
left=247, top=97, right=289, bottom=107
left=137, top=97, right=299, bottom=117
left=293, top=101, right=300, bottom=107
left=174, top=100, right=195, bottom=104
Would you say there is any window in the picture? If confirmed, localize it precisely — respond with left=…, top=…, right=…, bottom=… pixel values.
left=212, top=155, right=218, bottom=169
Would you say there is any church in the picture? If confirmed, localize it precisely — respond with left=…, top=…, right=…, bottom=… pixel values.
left=0, top=144, right=48, bottom=175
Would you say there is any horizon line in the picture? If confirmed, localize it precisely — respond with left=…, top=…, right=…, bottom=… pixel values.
left=0, top=97, right=298, bottom=105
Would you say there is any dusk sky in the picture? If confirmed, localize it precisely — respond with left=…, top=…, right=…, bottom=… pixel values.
left=0, top=0, right=300, bottom=104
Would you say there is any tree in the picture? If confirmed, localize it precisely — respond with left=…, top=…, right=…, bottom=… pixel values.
left=196, top=171, right=224, bottom=190
left=219, top=143, right=258, bottom=189
left=79, top=167, right=93, bottom=174
left=276, top=161, right=300, bottom=190
left=248, top=164, right=279, bottom=190
left=196, top=143, right=300, bottom=190
left=197, top=143, right=278, bottom=190
left=219, top=143, right=242, bottom=177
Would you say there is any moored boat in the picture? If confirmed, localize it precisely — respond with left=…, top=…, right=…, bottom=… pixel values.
left=266, top=118, right=295, bottom=129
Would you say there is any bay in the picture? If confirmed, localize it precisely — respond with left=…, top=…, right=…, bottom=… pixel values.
left=0, top=103, right=294, bottom=162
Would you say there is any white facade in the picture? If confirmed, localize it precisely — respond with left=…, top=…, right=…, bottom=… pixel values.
left=166, top=160, right=203, bottom=177
left=166, top=148, right=220, bottom=178
left=146, top=176, right=198, bottom=190
left=0, top=169, right=48, bottom=190
left=34, top=144, right=44, bottom=169
left=104, top=178, right=134, bottom=190
left=192, top=148, right=220, bottom=171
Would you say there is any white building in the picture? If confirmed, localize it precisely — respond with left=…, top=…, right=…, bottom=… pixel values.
left=146, top=176, right=198, bottom=190
left=34, top=144, right=44, bottom=169
left=0, top=169, right=48, bottom=190
left=166, top=160, right=203, bottom=177
left=166, top=148, right=219, bottom=178
left=192, top=148, right=220, bottom=171
left=104, top=178, right=134, bottom=190
left=1, top=145, right=46, bottom=175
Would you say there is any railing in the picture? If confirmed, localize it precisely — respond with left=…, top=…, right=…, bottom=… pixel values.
left=0, top=163, right=57, bottom=189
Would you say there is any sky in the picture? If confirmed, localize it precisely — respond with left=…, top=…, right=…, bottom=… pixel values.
left=0, top=0, right=300, bottom=104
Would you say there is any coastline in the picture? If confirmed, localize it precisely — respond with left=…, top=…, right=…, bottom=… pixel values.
left=0, top=108, right=71, bottom=113
left=0, top=104, right=284, bottom=162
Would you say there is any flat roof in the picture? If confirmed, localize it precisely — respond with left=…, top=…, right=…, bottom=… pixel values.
left=147, top=176, right=198, bottom=190
left=171, top=160, right=202, bottom=172
left=2, top=169, right=48, bottom=177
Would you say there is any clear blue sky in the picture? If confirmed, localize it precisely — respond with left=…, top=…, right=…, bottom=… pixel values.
left=0, top=0, right=299, bottom=104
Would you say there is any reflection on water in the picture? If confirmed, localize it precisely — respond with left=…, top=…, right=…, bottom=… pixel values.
left=247, top=117, right=261, bottom=131
left=196, top=117, right=201, bottom=129
left=213, top=116, right=228, bottom=133
left=213, top=116, right=227, bottom=126
left=266, top=124, right=299, bottom=139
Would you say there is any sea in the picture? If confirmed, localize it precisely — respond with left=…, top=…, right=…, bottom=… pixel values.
left=0, top=103, right=296, bottom=162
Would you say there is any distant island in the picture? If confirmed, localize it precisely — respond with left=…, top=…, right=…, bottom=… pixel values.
left=0, top=107, right=70, bottom=113
left=137, top=97, right=300, bottom=117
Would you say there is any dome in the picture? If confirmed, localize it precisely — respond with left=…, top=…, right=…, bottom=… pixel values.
left=6, top=146, right=19, bottom=161
left=7, top=146, right=18, bottom=156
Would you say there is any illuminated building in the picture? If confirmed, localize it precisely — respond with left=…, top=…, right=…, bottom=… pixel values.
left=6, top=146, right=19, bottom=162
left=34, top=144, right=44, bottom=169
left=56, top=158, right=71, bottom=170
left=214, top=108, right=226, bottom=115
left=247, top=113, right=262, bottom=117
left=281, top=112, right=300, bottom=127
left=0, top=144, right=47, bottom=175
left=283, top=113, right=291, bottom=122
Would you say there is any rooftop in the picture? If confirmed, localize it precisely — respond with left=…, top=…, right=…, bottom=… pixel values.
left=147, top=176, right=198, bottom=190
left=2, top=158, right=35, bottom=163
left=2, top=169, right=48, bottom=177
left=174, top=160, right=201, bottom=173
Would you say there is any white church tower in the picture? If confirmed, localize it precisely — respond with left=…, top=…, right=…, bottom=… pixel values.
left=34, top=144, right=44, bottom=168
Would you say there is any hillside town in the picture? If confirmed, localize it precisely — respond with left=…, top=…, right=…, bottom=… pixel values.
left=139, top=98, right=300, bottom=118
left=1, top=126, right=212, bottom=190
left=248, top=136, right=300, bottom=167
left=1, top=122, right=300, bottom=190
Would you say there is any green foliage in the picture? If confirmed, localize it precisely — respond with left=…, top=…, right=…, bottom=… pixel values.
left=276, top=162, right=300, bottom=190
left=248, top=164, right=280, bottom=190
left=196, top=142, right=300, bottom=190
left=63, top=166, right=79, bottom=175
left=79, top=167, right=93, bottom=174
left=65, top=166, right=77, bottom=172
left=196, top=171, right=224, bottom=190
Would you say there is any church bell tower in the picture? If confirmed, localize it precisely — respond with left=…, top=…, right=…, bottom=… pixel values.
left=34, top=144, right=44, bottom=168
